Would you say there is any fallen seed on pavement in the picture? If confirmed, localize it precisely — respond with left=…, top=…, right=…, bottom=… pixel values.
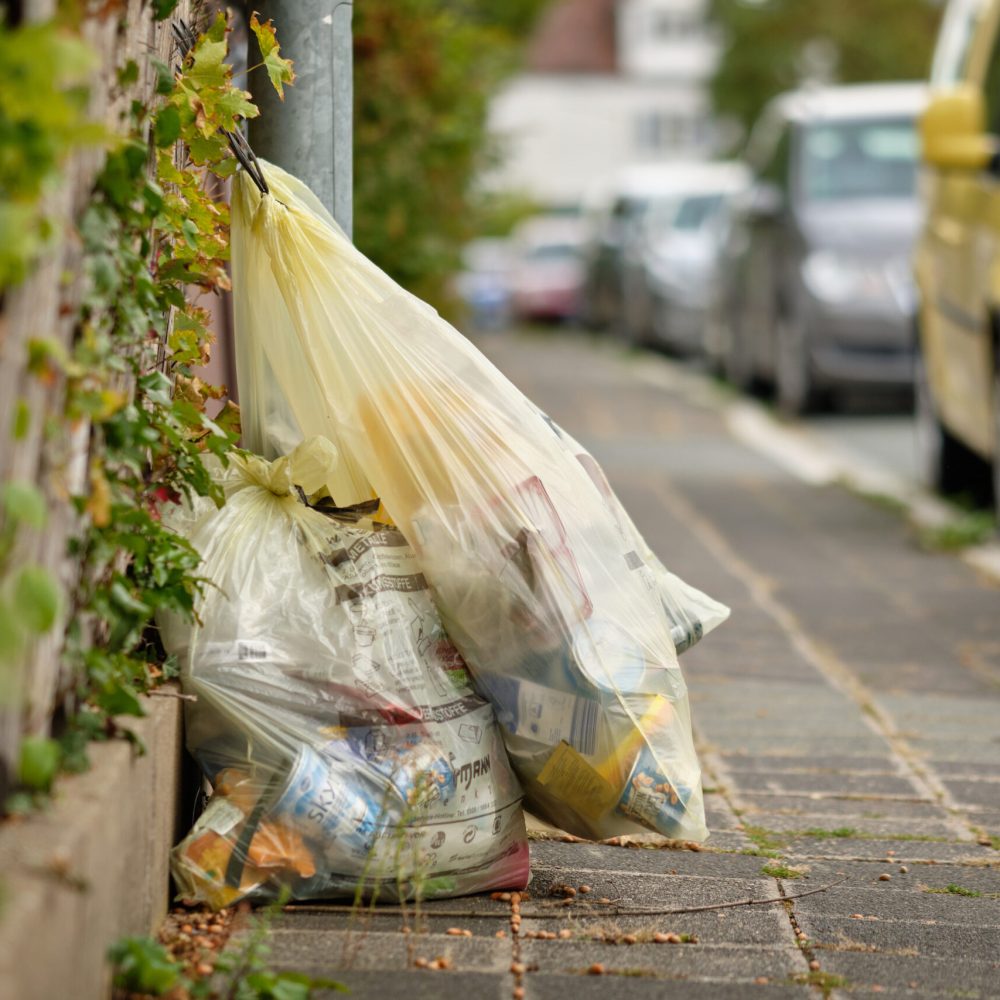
left=495, top=930, right=507, bottom=939
left=653, top=932, right=672, bottom=943
left=446, top=928, right=465, bottom=936
left=809, top=960, right=820, bottom=971
left=510, top=892, right=521, bottom=904
left=578, top=885, right=591, bottom=894
left=754, top=977, right=769, bottom=985
left=414, top=958, right=429, bottom=969
left=598, top=898, right=612, bottom=905
left=511, top=962, right=526, bottom=975
left=499, top=893, right=511, bottom=902
left=622, top=934, right=637, bottom=945
left=513, top=989, right=525, bottom=1000
left=558, top=929, right=572, bottom=939
left=878, top=874, right=892, bottom=881
left=899, top=866, right=908, bottom=874
left=588, top=963, right=605, bottom=975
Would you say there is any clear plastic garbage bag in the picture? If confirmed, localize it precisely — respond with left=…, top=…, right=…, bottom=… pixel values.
left=230, top=163, right=729, bottom=842
left=159, top=439, right=529, bottom=908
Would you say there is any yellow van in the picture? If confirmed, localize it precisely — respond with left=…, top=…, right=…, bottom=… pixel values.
left=915, top=0, right=1000, bottom=513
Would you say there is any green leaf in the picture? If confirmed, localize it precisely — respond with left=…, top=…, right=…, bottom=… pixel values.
left=109, top=936, right=181, bottom=994
left=117, top=60, right=139, bottom=87
left=96, top=679, right=144, bottom=718
left=1, top=481, right=47, bottom=529
left=151, top=58, right=174, bottom=96
left=250, top=13, right=296, bottom=99
left=18, top=736, right=61, bottom=792
left=13, top=566, right=61, bottom=634
left=186, top=132, right=228, bottom=165
left=152, top=105, right=181, bottom=148
left=0, top=601, right=23, bottom=663
left=186, top=29, right=229, bottom=91
left=137, top=371, right=173, bottom=406
left=151, top=0, right=180, bottom=20
left=12, top=398, right=31, bottom=440
left=109, top=580, right=152, bottom=617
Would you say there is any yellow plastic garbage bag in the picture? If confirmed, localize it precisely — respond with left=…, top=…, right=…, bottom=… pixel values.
left=230, top=163, right=729, bottom=842
left=159, top=439, right=529, bottom=907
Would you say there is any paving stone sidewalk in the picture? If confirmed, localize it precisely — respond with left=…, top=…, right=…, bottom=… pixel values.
left=243, top=334, right=1000, bottom=999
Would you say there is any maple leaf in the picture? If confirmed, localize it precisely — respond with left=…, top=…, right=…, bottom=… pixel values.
left=186, top=13, right=230, bottom=90
left=250, top=12, right=296, bottom=100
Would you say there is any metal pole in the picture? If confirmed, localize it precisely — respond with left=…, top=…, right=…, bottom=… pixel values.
left=247, top=1, right=353, bottom=238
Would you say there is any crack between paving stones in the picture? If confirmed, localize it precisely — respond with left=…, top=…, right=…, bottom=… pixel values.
left=653, top=478, right=980, bottom=847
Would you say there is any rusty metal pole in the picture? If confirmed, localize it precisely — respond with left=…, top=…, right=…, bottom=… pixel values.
left=247, top=0, right=353, bottom=237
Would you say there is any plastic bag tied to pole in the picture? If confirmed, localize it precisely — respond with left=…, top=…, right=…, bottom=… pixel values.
left=159, top=439, right=529, bottom=908
left=231, top=163, right=730, bottom=842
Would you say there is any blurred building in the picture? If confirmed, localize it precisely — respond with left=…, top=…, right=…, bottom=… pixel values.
left=487, top=0, right=722, bottom=208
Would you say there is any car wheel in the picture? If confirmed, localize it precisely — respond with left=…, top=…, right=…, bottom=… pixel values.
left=915, top=348, right=987, bottom=498
left=775, top=313, right=825, bottom=417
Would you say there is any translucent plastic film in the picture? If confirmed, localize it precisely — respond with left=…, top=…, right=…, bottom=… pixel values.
left=159, top=441, right=529, bottom=908
left=230, top=163, right=729, bottom=842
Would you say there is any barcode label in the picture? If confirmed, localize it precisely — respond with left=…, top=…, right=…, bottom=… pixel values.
left=569, top=697, right=599, bottom=756
left=511, top=678, right=599, bottom=757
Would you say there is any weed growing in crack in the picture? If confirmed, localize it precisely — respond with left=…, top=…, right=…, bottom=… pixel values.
left=922, top=884, right=983, bottom=897
left=761, top=864, right=805, bottom=880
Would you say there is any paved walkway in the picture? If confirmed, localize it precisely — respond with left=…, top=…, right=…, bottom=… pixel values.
left=250, top=331, right=1000, bottom=998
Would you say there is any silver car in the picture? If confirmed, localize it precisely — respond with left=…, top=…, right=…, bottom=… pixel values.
left=639, top=163, right=750, bottom=355
left=715, top=83, right=926, bottom=415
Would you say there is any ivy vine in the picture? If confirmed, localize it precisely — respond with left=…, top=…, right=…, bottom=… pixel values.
left=1, top=7, right=292, bottom=808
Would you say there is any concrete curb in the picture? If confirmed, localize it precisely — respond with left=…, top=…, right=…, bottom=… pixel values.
left=0, top=690, right=185, bottom=1000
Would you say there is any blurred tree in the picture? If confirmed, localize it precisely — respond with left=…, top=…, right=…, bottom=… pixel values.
left=710, top=0, right=944, bottom=143
left=353, top=0, right=549, bottom=312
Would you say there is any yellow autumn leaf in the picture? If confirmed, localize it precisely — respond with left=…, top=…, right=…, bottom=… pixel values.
left=250, top=12, right=295, bottom=100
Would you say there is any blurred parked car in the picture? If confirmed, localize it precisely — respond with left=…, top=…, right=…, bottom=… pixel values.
left=508, top=216, right=585, bottom=322
left=716, top=83, right=926, bottom=414
left=453, top=237, right=513, bottom=331
left=580, top=165, right=703, bottom=332
left=636, top=162, right=750, bottom=354
left=915, top=0, right=1000, bottom=512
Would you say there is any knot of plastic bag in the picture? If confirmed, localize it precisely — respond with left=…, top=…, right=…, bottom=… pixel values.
left=231, top=435, right=340, bottom=498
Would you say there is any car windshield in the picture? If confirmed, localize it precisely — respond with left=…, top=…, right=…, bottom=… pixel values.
left=524, top=243, right=579, bottom=261
left=673, top=194, right=724, bottom=231
left=800, top=117, right=918, bottom=201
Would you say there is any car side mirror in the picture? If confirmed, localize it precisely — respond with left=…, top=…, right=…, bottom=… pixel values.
left=747, top=182, right=784, bottom=221
left=921, top=86, right=997, bottom=170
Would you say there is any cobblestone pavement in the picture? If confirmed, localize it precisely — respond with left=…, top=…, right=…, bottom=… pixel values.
left=248, top=331, right=1000, bottom=999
